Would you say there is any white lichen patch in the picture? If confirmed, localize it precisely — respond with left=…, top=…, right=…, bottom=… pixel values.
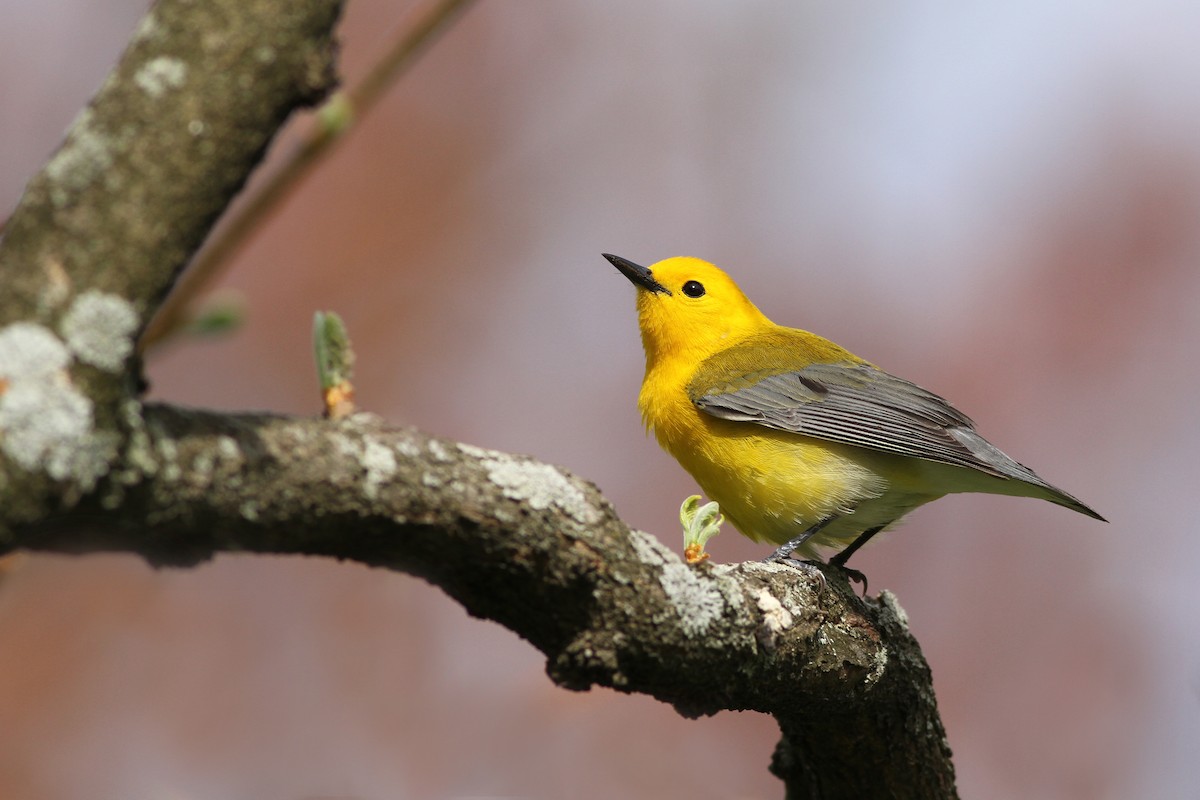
left=866, top=645, right=889, bottom=688
left=0, top=321, right=117, bottom=487
left=333, top=435, right=361, bottom=461
left=427, top=439, right=451, bottom=462
left=118, top=400, right=156, bottom=479
left=0, top=378, right=111, bottom=486
left=60, top=291, right=139, bottom=371
left=190, top=450, right=216, bottom=481
left=44, top=108, right=114, bottom=199
left=0, top=380, right=88, bottom=467
left=457, top=442, right=505, bottom=461
left=134, top=56, right=187, bottom=98
left=753, top=587, right=795, bottom=638
left=361, top=437, right=397, bottom=500
left=629, top=529, right=671, bottom=566
left=155, top=434, right=182, bottom=483
left=0, top=323, right=70, bottom=379
left=216, top=435, right=241, bottom=462
left=879, top=590, right=909, bottom=631
left=481, top=454, right=602, bottom=525
left=393, top=437, right=421, bottom=459
left=131, top=12, right=162, bottom=43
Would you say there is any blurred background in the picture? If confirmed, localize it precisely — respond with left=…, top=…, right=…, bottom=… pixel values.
left=2, top=1, right=1198, bottom=797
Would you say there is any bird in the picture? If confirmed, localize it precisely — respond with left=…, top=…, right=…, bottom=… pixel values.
left=603, top=253, right=1105, bottom=569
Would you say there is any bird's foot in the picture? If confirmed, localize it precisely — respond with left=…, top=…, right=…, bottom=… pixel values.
left=829, top=549, right=871, bottom=595
left=763, top=541, right=798, bottom=563
left=766, top=548, right=868, bottom=595
left=835, top=564, right=868, bottom=595
left=761, top=549, right=828, bottom=591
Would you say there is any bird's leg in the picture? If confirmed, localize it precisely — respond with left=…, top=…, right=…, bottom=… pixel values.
left=827, top=523, right=889, bottom=593
left=763, top=517, right=837, bottom=590
left=764, top=515, right=837, bottom=562
left=829, top=523, right=886, bottom=567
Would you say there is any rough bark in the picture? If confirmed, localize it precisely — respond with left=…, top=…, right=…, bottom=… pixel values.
left=0, top=2, right=958, bottom=798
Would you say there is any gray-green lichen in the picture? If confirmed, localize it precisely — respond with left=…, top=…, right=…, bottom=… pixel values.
left=629, top=528, right=670, bottom=566
left=240, top=500, right=260, bottom=521
left=118, top=399, right=157, bottom=480
left=480, top=453, right=602, bottom=525
left=630, top=530, right=729, bottom=637
left=658, top=560, right=728, bottom=637
left=60, top=290, right=139, bottom=371
left=154, top=433, right=182, bottom=483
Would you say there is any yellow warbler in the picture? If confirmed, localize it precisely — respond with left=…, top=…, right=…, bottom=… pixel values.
left=604, top=254, right=1104, bottom=566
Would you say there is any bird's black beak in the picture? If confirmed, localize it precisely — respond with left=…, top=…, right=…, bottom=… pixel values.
left=603, top=253, right=672, bottom=296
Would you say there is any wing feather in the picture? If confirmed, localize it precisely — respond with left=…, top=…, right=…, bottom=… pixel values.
left=691, top=361, right=1037, bottom=482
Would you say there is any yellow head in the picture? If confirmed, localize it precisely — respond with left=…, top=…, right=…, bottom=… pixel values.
left=604, top=255, right=772, bottom=369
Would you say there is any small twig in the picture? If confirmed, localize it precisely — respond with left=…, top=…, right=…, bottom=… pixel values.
left=314, top=310, right=356, bottom=419
left=139, top=0, right=478, bottom=352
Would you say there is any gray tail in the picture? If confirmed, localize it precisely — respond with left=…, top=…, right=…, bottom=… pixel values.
left=950, top=427, right=1106, bottom=522
left=1040, top=484, right=1107, bottom=522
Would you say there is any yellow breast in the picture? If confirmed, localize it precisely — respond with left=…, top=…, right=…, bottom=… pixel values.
left=639, top=361, right=891, bottom=547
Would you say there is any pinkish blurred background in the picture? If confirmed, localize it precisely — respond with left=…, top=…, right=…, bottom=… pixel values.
left=2, top=1, right=1198, bottom=798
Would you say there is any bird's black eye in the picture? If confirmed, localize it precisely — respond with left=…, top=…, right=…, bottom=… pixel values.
left=682, top=280, right=705, bottom=298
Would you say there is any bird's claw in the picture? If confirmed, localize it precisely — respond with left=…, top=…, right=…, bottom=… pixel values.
left=837, top=564, right=868, bottom=595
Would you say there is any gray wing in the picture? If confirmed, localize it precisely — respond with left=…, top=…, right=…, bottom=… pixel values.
left=691, top=361, right=1043, bottom=482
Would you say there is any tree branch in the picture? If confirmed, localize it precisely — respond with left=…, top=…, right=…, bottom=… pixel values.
left=0, top=0, right=343, bottom=537
left=0, top=1, right=959, bottom=796
left=14, top=404, right=956, bottom=799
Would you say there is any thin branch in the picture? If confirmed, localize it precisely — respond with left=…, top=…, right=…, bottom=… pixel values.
left=139, top=0, right=479, bottom=351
